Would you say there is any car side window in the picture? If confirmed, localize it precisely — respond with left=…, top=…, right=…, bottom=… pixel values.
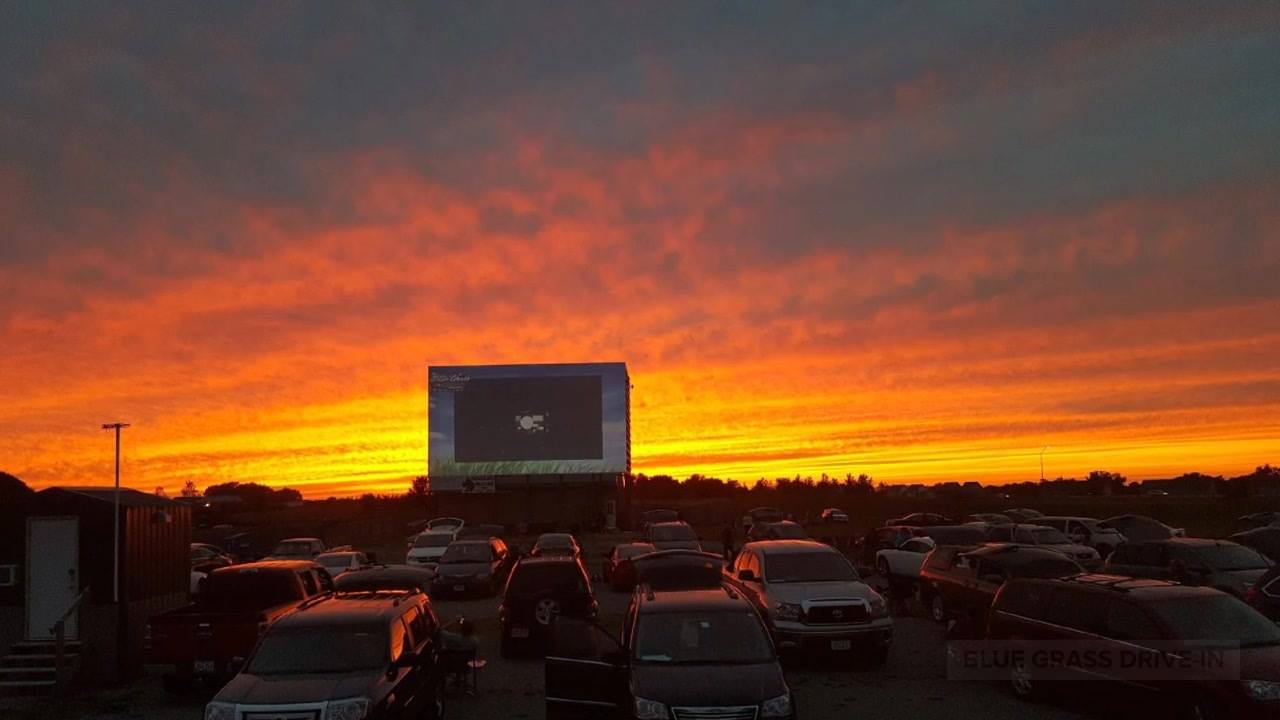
left=989, top=526, right=1012, bottom=542
left=1068, top=521, right=1087, bottom=536
left=1137, top=544, right=1167, bottom=567
left=902, top=540, right=929, bottom=553
left=1104, top=601, right=1161, bottom=641
left=315, top=569, right=334, bottom=594
left=403, top=605, right=432, bottom=649
left=298, top=570, right=319, bottom=596
left=1045, top=589, right=1105, bottom=633
left=390, top=617, right=409, bottom=662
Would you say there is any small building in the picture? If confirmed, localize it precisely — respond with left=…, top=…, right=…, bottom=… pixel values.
left=0, top=487, right=190, bottom=688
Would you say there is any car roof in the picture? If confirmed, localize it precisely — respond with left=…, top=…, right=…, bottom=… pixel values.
left=516, top=556, right=582, bottom=567
left=210, top=560, right=318, bottom=575
left=744, top=539, right=836, bottom=555
left=638, top=585, right=753, bottom=614
left=316, top=551, right=358, bottom=558
left=960, top=543, right=1074, bottom=564
left=275, top=592, right=420, bottom=629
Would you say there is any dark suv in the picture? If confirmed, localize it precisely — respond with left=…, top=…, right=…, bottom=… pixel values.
left=205, top=590, right=446, bottom=720
left=917, top=544, right=1081, bottom=623
left=987, top=575, right=1280, bottom=718
left=1104, top=538, right=1273, bottom=598
left=545, top=551, right=795, bottom=720
left=499, top=557, right=597, bottom=656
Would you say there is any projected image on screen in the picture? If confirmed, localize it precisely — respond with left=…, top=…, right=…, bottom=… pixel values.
left=454, top=376, right=603, bottom=462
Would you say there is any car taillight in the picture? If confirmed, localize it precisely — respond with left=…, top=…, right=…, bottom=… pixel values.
left=1246, top=585, right=1260, bottom=606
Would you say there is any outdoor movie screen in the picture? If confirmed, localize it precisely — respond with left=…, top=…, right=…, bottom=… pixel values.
left=428, top=362, right=629, bottom=482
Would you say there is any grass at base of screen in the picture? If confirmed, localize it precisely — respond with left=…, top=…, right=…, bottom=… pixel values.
left=429, top=460, right=616, bottom=476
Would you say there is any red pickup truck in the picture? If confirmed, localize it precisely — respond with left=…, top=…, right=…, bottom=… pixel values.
left=146, top=560, right=332, bottom=690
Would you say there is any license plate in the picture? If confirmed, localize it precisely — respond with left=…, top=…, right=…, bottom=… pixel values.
left=195, top=660, right=216, bottom=674
left=453, top=584, right=466, bottom=592
left=510, top=627, right=530, bottom=638
left=830, top=640, right=852, bottom=651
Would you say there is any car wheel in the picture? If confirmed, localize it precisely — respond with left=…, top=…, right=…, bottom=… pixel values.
left=876, top=557, right=891, bottom=579
left=930, top=594, right=947, bottom=624
left=1009, top=658, right=1037, bottom=700
left=534, top=597, right=561, bottom=626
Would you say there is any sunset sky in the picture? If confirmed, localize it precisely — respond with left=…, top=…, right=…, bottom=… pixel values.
left=2, top=3, right=1278, bottom=498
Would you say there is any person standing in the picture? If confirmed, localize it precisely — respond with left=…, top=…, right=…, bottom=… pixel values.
left=721, top=521, right=736, bottom=562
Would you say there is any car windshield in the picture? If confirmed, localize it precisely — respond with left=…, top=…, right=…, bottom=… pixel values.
left=1194, top=545, right=1271, bottom=571
left=1147, top=595, right=1280, bottom=647
left=618, top=544, right=656, bottom=560
left=248, top=626, right=388, bottom=674
left=441, top=543, right=491, bottom=563
left=537, top=535, right=575, bottom=549
left=507, top=564, right=585, bottom=595
left=634, top=611, right=774, bottom=664
left=273, top=541, right=313, bottom=555
left=1028, top=528, right=1071, bottom=544
left=763, top=552, right=857, bottom=583
left=318, top=555, right=352, bottom=569
left=414, top=534, right=453, bottom=548
left=766, top=524, right=806, bottom=539
left=652, top=525, right=697, bottom=541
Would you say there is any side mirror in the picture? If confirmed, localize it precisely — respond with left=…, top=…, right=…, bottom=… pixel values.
left=738, top=569, right=757, bottom=582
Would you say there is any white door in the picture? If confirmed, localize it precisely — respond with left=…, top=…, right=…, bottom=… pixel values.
left=27, top=517, right=80, bottom=640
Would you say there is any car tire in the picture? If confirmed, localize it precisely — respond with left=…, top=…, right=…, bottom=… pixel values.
left=930, top=594, right=947, bottom=624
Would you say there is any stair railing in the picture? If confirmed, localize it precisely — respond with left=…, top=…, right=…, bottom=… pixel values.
left=48, top=590, right=87, bottom=693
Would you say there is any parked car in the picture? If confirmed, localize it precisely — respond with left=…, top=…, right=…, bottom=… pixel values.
left=856, top=525, right=921, bottom=568
left=820, top=508, right=850, bottom=524
left=748, top=506, right=786, bottom=527
left=1232, top=526, right=1280, bottom=563
left=1002, top=508, right=1043, bottom=523
left=984, top=523, right=1101, bottom=569
left=335, top=565, right=436, bottom=593
left=916, top=544, right=1082, bottom=624
left=545, top=553, right=795, bottom=720
left=728, top=539, right=892, bottom=665
left=1245, top=565, right=1280, bottom=620
left=988, top=574, right=1280, bottom=718
left=499, top=556, right=596, bottom=656
left=1098, top=514, right=1184, bottom=541
left=1238, top=511, right=1280, bottom=529
left=639, top=508, right=680, bottom=531
left=1104, top=538, right=1273, bottom=598
left=645, top=521, right=702, bottom=551
left=965, top=513, right=1012, bottom=526
left=530, top=533, right=583, bottom=559
left=748, top=520, right=808, bottom=543
left=426, top=516, right=465, bottom=532
left=1036, top=516, right=1126, bottom=558
left=315, top=550, right=369, bottom=579
left=268, top=537, right=331, bottom=560
left=601, top=542, right=657, bottom=591
left=205, top=589, right=447, bottom=720
left=147, top=561, right=332, bottom=690
left=406, top=529, right=457, bottom=570
left=190, top=543, right=235, bottom=574
left=875, top=525, right=989, bottom=586
left=885, top=512, right=956, bottom=527
left=431, top=537, right=514, bottom=597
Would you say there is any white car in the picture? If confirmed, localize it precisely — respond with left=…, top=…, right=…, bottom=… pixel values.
left=875, top=536, right=936, bottom=580
left=316, top=550, right=368, bottom=578
left=406, top=529, right=456, bottom=570
left=987, top=523, right=1102, bottom=570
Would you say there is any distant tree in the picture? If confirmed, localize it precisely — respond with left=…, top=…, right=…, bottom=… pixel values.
left=0, top=471, right=34, bottom=505
left=155, top=486, right=168, bottom=498
left=1086, top=470, right=1127, bottom=496
left=180, top=480, right=201, bottom=498
left=206, top=481, right=301, bottom=507
left=408, top=476, right=430, bottom=500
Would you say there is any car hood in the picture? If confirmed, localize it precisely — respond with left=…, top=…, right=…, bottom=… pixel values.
left=653, top=540, right=702, bottom=551
left=215, top=672, right=375, bottom=705
left=762, top=580, right=878, bottom=604
left=631, top=662, right=785, bottom=707
left=436, top=561, right=490, bottom=577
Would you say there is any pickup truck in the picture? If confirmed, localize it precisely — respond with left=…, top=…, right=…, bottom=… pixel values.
left=146, top=560, right=332, bottom=691
left=267, top=537, right=351, bottom=560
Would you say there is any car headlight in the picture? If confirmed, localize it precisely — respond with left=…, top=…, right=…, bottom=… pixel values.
left=204, top=702, right=235, bottom=720
left=773, top=601, right=802, bottom=622
left=634, top=696, right=669, bottom=720
left=761, top=692, right=792, bottom=718
left=325, top=697, right=371, bottom=720
left=869, top=594, right=889, bottom=618
left=1244, top=680, right=1280, bottom=700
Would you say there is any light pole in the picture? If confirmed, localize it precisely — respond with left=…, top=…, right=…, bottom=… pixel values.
left=1040, top=445, right=1050, bottom=482
left=102, top=423, right=130, bottom=603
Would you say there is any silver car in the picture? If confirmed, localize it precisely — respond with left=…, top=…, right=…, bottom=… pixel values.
left=728, top=540, right=892, bottom=665
left=986, top=523, right=1102, bottom=569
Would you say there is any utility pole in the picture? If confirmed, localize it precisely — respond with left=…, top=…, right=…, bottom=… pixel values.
left=1040, top=445, right=1050, bottom=482
left=102, top=423, right=130, bottom=603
